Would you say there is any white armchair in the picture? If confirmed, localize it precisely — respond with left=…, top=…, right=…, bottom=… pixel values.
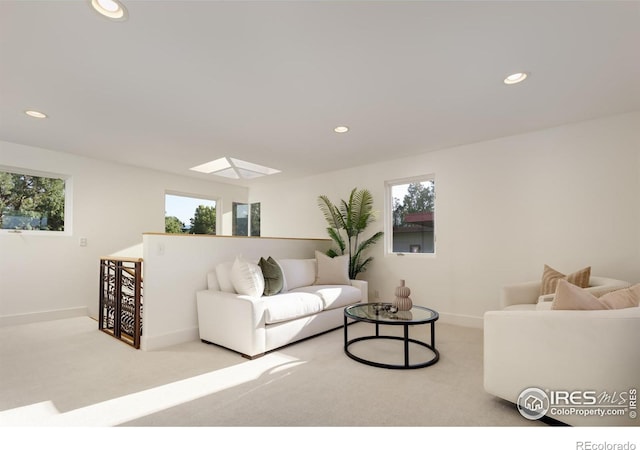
left=484, top=276, right=640, bottom=426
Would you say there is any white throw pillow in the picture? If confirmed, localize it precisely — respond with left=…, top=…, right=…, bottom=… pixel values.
left=314, top=250, right=350, bottom=285
left=230, top=256, right=265, bottom=297
left=215, top=261, right=235, bottom=293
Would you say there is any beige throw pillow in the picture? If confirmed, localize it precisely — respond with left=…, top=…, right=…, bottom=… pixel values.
left=552, top=279, right=640, bottom=310
left=540, top=264, right=591, bottom=296
left=599, top=284, right=640, bottom=309
left=314, top=250, right=350, bottom=285
left=552, top=279, right=606, bottom=310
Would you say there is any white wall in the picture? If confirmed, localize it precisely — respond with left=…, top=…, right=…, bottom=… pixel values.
left=0, top=141, right=248, bottom=325
left=2, top=112, right=638, bottom=330
left=251, top=112, right=640, bottom=327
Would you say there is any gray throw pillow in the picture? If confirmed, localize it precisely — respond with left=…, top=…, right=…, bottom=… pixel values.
left=259, top=256, right=284, bottom=296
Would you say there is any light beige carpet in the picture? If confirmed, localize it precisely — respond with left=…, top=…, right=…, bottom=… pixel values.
left=0, top=316, right=542, bottom=427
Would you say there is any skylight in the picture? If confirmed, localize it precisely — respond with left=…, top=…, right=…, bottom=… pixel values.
left=190, top=157, right=281, bottom=180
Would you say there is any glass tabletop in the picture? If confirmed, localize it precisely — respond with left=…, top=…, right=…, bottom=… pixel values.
left=345, top=302, right=438, bottom=324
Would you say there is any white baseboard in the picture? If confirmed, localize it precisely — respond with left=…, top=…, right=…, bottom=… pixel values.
left=140, top=326, right=199, bottom=351
left=0, top=306, right=89, bottom=327
left=437, top=312, right=483, bottom=329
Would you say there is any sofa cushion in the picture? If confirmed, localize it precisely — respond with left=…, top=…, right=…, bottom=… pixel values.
left=552, top=279, right=640, bottom=310
left=503, top=304, right=538, bottom=311
left=215, top=261, right=235, bottom=293
left=206, top=271, right=221, bottom=291
left=263, top=292, right=324, bottom=324
left=291, top=285, right=361, bottom=310
left=276, top=258, right=316, bottom=291
left=230, top=256, right=265, bottom=297
left=259, top=256, right=284, bottom=296
left=540, top=264, right=591, bottom=295
left=314, top=251, right=350, bottom=285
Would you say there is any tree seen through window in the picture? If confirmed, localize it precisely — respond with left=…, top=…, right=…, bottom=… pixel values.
left=164, top=194, right=216, bottom=235
left=0, top=170, right=66, bottom=231
left=389, top=179, right=435, bottom=254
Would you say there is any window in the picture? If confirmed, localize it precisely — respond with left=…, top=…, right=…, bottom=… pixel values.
left=385, top=176, right=435, bottom=254
left=233, top=202, right=260, bottom=236
left=250, top=202, right=261, bottom=237
left=165, top=193, right=217, bottom=234
left=0, top=168, right=69, bottom=233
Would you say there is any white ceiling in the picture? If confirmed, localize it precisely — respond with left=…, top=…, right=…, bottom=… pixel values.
left=1, top=1, right=639, bottom=186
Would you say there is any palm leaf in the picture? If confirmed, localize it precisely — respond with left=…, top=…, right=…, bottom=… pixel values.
left=349, top=188, right=364, bottom=235
left=326, top=227, right=346, bottom=255
left=352, top=231, right=383, bottom=267
left=353, top=189, right=375, bottom=233
left=352, top=256, right=374, bottom=278
left=339, top=198, right=353, bottom=236
left=354, top=231, right=384, bottom=256
left=349, top=188, right=363, bottom=226
left=317, top=195, right=344, bottom=229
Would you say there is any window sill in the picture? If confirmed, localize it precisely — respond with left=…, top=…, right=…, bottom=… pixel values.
left=1, top=229, right=71, bottom=237
left=385, top=251, right=436, bottom=258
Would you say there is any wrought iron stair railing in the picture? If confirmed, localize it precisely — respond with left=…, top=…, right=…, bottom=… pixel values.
left=99, top=257, right=143, bottom=349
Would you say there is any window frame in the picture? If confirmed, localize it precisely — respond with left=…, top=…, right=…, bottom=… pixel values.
left=232, top=201, right=260, bottom=237
left=0, top=165, right=72, bottom=236
left=384, top=174, right=436, bottom=257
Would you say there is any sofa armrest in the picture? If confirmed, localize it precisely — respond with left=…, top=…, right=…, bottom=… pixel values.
left=349, top=279, right=368, bottom=302
left=196, top=290, right=267, bottom=357
left=500, top=280, right=541, bottom=308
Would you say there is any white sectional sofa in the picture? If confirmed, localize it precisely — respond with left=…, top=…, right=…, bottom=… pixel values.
left=484, top=276, right=640, bottom=426
left=196, top=255, right=367, bottom=358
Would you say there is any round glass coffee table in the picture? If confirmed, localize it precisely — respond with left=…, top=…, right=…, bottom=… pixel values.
left=343, top=302, right=439, bottom=369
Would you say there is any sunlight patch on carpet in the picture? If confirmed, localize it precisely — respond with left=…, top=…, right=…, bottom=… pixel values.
left=0, top=353, right=303, bottom=426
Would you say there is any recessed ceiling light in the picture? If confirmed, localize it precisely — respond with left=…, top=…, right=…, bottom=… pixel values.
left=503, top=72, right=528, bottom=85
left=24, top=110, right=47, bottom=119
left=334, top=126, right=349, bottom=133
left=90, top=0, right=128, bottom=20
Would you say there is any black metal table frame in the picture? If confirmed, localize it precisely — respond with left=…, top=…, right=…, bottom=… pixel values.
left=343, top=304, right=439, bottom=370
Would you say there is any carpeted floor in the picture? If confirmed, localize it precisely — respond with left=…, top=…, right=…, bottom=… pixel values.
left=0, top=316, right=542, bottom=427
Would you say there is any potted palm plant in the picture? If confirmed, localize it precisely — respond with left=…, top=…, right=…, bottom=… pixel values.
left=317, top=187, right=384, bottom=279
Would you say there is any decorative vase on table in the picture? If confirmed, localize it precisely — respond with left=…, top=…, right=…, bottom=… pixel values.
left=393, top=279, right=413, bottom=311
